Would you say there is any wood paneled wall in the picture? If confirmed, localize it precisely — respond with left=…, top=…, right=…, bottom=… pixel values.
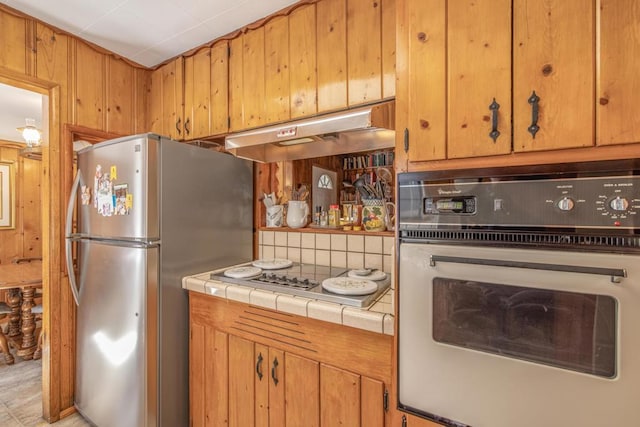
left=0, top=143, right=42, bottom=265
left=0, top=3, right=149, bottom=423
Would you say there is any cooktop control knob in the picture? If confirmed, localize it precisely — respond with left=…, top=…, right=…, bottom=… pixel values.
left=609, top=197, right=629, bottom=211
left=557, top=197, right=575, bottom=211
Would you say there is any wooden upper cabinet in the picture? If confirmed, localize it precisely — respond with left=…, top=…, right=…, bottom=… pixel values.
left=106, top=57, right=135, bottom=135
left=513, top=0, right=594, bottom=152
left=265, top=16, right=291, bottom=123
left=289, top=4, right=318, bottom=118
left=243, top=27, right=267, bottom=128
left=381, top=0, right=396, bottom=99
left=0, top=10, right=30, bottom=74
left=184, top=47, right=212, bottom=140
left=161, top=57, right=184, bottom=140
left=228, top=36, right=244, bottom=131
left=396, top=0, right=447, bottom=166
left=210, top=41, right=230, bottom=136
left=74, top=41, right=106, bottom=130
left=347, top=0, right=382, bottom=106
left=149, top=68, right=163, bottom=135
left=317, top=0, right=348, bottom=112
left=447, top=0, right=512, bottom=159
left=597, top=0, right=640, bottom=146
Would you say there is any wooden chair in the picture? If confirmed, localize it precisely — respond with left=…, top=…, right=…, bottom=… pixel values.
left=0, top=302, right=15, bottom=365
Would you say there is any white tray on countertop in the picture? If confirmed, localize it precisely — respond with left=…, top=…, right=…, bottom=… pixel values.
left=321, top=277, right=378, bottom=296
left=251, top=258, right=293, bottom=270
left=223, top=266, right=263, bottom=279
left=347, top=269, right=387, bottom=281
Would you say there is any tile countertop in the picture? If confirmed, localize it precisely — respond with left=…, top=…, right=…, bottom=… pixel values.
left=182, top=263, right=394, bottom=336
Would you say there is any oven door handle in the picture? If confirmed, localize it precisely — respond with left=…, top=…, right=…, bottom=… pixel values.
left=429, top=255, right=627, bottom=283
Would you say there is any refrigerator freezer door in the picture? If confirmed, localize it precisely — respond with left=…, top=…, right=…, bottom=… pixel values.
left=76, top=134, right=159, bottom=240
left=74, top=239, right=158, bottom=427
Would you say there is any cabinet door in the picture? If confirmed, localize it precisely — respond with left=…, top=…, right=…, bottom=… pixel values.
left=106, top=57, right=134, bottom=135
left=229, top=36, right=244, bottom=131
left=289, top=3, right=318, bottom=118
left=149, top=68, right=163, bottom=135
left=348, top=0, right=382, bottom=106
left=381, top=0, right=396, bottom=99
left=447, top=0, right=511, bottom=158
left=184, top=48, right=211, bottom=139
left=320, top=364, right=361, bottom=426
left=597, top=0, right=640, bottom=146
left=285, top=353, right=320, bottom=427
left=361, top=377, right=385, bottom=427
left=243, top=27, right=266, bottom=128
left=190, top=323, right=228, bottom=427
left=513, top=0, right=594, bottom=151
left=396, top=0, right=447, bottom=164
left=317, top=0, right=348, bottom=112
left=210, top=40, right=230, bottom=136
left=161, top=57, right=184, bottom=140
left=74, top=41, right=105, bottom=130
left=229, top=335, right=255, bottom=427
left=268, top=348, right=285, bottom=427
left=265, top=16, right=291, bottom=123
left=255, top=344, right=269, bottom=427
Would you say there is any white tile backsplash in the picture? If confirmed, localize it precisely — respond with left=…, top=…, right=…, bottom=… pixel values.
left=287, top=232, right=301, bottom=247
left=366, top=253, right=384, bottom=271
left=288, top=247, right=301, bottom=262
left=262, top=230, right=275, bottom=246
left=301, top=233, right=315, bottom=249
left=316, top=234, right=331, bottom=250
left=316, top=249, right=331, bottom=266
left=274, top=231, right=287, bottom=246
left=331, top=250, right=347, bottom=268
left=347, top=251, right=365, bottom=269
left=383, top=236, right=394, bottom=255
left=275, top=246, right=288, bottom=259
left=301, top=248, right=315, bottom=264
left=347, top=235, right=365, bottom=252
left=364, top=235, right=383, bottom=254
left=331, top=234, right=347, bottom=251
left=262, top=245, right=275, bottom=259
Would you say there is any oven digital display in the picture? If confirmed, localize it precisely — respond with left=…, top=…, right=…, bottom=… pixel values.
left=424, top=197, right=476, bottom=214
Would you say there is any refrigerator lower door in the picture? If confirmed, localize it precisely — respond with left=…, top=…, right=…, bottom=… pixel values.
left=75, top=239, right=158, bottom=427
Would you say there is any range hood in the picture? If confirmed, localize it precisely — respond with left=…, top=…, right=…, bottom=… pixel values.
left=225, top=100, right=395, bottom=163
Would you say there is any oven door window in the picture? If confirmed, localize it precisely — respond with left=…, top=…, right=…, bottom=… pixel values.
left=432, top=278, right=617, bottom=378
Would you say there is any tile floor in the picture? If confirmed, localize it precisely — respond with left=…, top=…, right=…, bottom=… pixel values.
left=0, top=358, right=90, bottom=427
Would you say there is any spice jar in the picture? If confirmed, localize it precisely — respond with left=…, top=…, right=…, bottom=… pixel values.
left=328, top=204, right=340, bottom=226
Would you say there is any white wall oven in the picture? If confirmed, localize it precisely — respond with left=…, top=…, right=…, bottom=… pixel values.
left=397, top=161, right=640, bottom=427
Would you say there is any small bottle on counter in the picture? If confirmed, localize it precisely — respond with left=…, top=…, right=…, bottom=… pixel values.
left=328, top=204, right=340, bottom=226
left=320, top=209, right=328, bottom=226
left=314, top=206, right=321, bottom=225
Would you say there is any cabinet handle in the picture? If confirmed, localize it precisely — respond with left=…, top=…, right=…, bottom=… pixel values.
left=185, top=117, right=191, bottom=135
left=271, top=357, right=279, bottom=386
left=401, top=415, right=407, bottom=427
left=176, top=117, right=182, bottom=135
left=489, top=98, right=500, bottom=142
left=403, top=128, right=409, bottom=153
left=256, top=352, right=264, bottom=381
left=527, top=91, right=540, bottom=138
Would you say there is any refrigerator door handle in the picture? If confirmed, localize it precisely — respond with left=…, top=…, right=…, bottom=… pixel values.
left=66, top=169, right=84, bottom=306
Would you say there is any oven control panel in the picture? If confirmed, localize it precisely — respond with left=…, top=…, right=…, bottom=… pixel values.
left=399, top=174, right=640, bottom=229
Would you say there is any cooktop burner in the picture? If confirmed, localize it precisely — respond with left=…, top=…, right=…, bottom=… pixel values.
left=210, top=262, right=390, bottom=308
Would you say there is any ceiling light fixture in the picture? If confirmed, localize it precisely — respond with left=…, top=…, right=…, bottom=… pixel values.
left=17, top=118, right=42, bottom=147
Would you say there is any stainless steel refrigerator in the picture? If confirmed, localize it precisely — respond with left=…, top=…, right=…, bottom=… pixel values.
left=65, top=133, right=253, bottom=427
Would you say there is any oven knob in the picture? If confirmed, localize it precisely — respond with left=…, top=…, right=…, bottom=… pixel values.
left=609, top=197, right=629, bottom=211
left=291, top=277, right=298, bottom=283
left=557, top=197, right=575, bottom=211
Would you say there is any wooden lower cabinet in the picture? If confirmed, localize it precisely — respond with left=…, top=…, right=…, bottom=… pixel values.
left=399, top=413, right=442, bottom=427
left=189, top=292, right=392, bottom=427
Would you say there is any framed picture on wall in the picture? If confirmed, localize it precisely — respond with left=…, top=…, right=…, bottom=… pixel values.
left=0, top=161, right=15, bottom=229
